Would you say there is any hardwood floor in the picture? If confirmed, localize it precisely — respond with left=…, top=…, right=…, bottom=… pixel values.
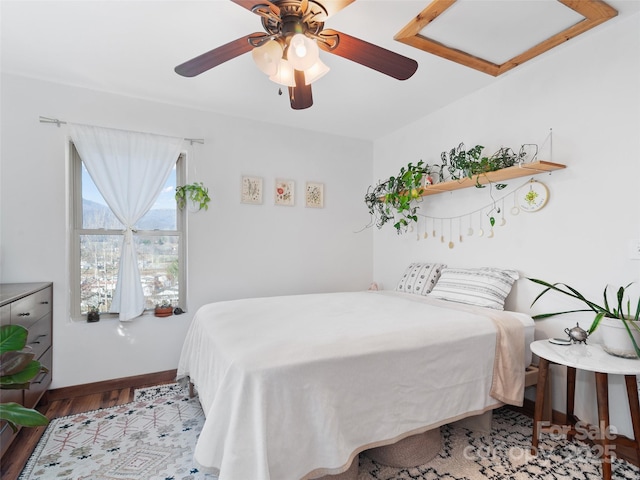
left=0, top=370, right=177, bottom=480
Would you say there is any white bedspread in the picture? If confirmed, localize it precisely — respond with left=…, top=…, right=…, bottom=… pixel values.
left=177, top=291, right=533, bottom=480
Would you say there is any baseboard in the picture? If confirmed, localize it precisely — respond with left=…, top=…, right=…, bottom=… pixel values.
left=46, top=369, right=177, bottom=401
left=508, top=398, right=639, bottom=468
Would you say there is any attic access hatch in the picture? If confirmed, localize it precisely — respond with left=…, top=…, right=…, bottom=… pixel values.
left=395, top=0, right=618, bottom=76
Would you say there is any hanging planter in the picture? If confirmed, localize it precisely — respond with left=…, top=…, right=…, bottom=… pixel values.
left=175, top=182, right=211, bottom=212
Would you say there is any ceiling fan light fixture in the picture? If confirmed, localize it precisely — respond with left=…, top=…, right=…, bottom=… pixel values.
left=287, top=33, right=319, bottom=71
left=269, top=58, right=296, bottom=87
left=175, top=0, right=419, bottom=110
left=303, top=58, right=330, bottom=85
left=251, top=39, right=283, bottom=76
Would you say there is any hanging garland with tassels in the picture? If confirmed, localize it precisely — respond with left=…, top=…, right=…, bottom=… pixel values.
left=407, top=178, right=550, bottom=249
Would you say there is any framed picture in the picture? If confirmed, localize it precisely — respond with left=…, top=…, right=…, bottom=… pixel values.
left=305, top=182, right=324, bottom=208
left=241, top=176, right=263, bottom=204
left=275, top=179, right=295, bottom=206
left=517, top=180, right=549, bottom=212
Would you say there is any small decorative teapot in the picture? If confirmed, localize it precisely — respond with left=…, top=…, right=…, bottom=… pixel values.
left=564, top=323, right=589, bottom=344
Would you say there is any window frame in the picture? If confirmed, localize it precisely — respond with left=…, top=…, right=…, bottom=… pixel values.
left=69, top=142, right=187, bottom=320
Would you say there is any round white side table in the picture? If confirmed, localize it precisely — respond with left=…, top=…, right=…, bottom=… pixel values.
left=530, top=340, right=640, bottom=480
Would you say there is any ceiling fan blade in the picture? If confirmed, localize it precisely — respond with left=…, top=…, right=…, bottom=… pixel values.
left=230, top=0, right=280, bottom=16
left=288, top=70, right=313, bottom=110
left=319, top=29, right=418, bottom=80
left=175, top=33, right=266, bottom=77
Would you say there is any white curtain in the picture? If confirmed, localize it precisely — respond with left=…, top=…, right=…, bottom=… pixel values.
left=69, top=123, right=184, bottom=321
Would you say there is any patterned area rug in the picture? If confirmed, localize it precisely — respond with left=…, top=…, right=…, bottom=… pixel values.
left=359, top=408, right=640, bottom=480
left=19, top=383, right=210, bottom=480
left=19, top=384, right=640, bottom=480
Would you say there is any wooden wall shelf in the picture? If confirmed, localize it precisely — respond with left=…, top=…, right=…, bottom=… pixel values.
left=420, top=160, right=566, bottom=197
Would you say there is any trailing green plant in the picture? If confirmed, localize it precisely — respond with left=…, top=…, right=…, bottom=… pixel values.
left=364, top=160, right=431, bottom=233
left=364, top=143, right=535, bottom=234
left=175, top=182, right=211, bottom=211
left=0, top=324, right=49, bottom=432
left=528, top=278, right=640, bottom=357
left=438, top=143, right=529, bottom=188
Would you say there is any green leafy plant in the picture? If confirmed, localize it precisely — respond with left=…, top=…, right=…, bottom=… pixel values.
left=175, top=182, right=211, bottom=211
left=0, top=324, right=49, bottom=432
left=364, top=160, right=431, bottom=233
left=438, top=143, right=528, bottom=188
left=528, top=278, right=640, bottom=357
left=87, top=304, right=100, bottom=322
left=364, top=143, right=535, bottom=234
left=154, top=300, right=174, bottom=317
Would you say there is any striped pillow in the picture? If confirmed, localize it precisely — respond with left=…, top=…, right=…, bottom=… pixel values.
left=428, top=267, right=519, bottom=310
left=396, top=262, right=446, bottom=296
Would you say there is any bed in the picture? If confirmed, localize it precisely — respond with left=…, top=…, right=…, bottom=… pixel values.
left=177, top=279, right=535, bottom=480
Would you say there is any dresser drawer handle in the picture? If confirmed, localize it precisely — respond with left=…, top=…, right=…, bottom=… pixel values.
left=18, top=312, right=31, bottom=317
left=29, top=334, right=48, bottom=345
left=32, top=371, right=49, bottom=385
left=40, top=301, right=49, bottom=305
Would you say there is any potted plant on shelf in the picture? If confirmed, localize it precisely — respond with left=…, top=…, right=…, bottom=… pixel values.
left=365, top=160, right=431, bottom=234
left=0, top=324, right=49, bottom=431
left=364, top=143, right=536, bottom=234
left=528, top=278, right=640, bottom=358
left=438, top=143, right=529, bottom=188
left=154, top=300, right=173, bottom=317
left=175, top=182, right=211, bottom=212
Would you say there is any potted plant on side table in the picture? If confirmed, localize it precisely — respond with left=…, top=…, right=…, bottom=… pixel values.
left=528, top=278, right=640, bottom=358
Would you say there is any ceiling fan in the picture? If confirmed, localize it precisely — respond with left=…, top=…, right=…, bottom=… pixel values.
left=174, top=0, right=418, bottom=110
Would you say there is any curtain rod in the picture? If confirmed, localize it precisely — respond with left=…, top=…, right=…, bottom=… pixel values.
left=39, top=116, right=205, bottom=145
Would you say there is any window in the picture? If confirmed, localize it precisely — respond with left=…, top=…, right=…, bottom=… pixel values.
left=70, top=143, right=186, bottom=318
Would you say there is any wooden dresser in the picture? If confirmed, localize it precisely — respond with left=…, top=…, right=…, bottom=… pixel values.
left=0, top=282, right=53, bottom=457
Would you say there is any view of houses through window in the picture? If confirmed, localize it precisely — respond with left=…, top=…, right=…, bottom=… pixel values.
left=72, top=146, right=185, bottom=316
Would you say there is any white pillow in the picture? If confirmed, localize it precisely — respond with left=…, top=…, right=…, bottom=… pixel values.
left=428, top=267, right=519, bottom=310
left=395, top=262, right=446, bottom=296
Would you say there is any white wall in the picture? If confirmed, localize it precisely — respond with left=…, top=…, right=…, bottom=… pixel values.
left=0, top=74, right=373, bottom=387
left=373, top=13, right=640, bottom=437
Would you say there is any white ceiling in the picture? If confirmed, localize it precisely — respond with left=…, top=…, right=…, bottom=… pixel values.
left=2, top=0, right=639, bottom=141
